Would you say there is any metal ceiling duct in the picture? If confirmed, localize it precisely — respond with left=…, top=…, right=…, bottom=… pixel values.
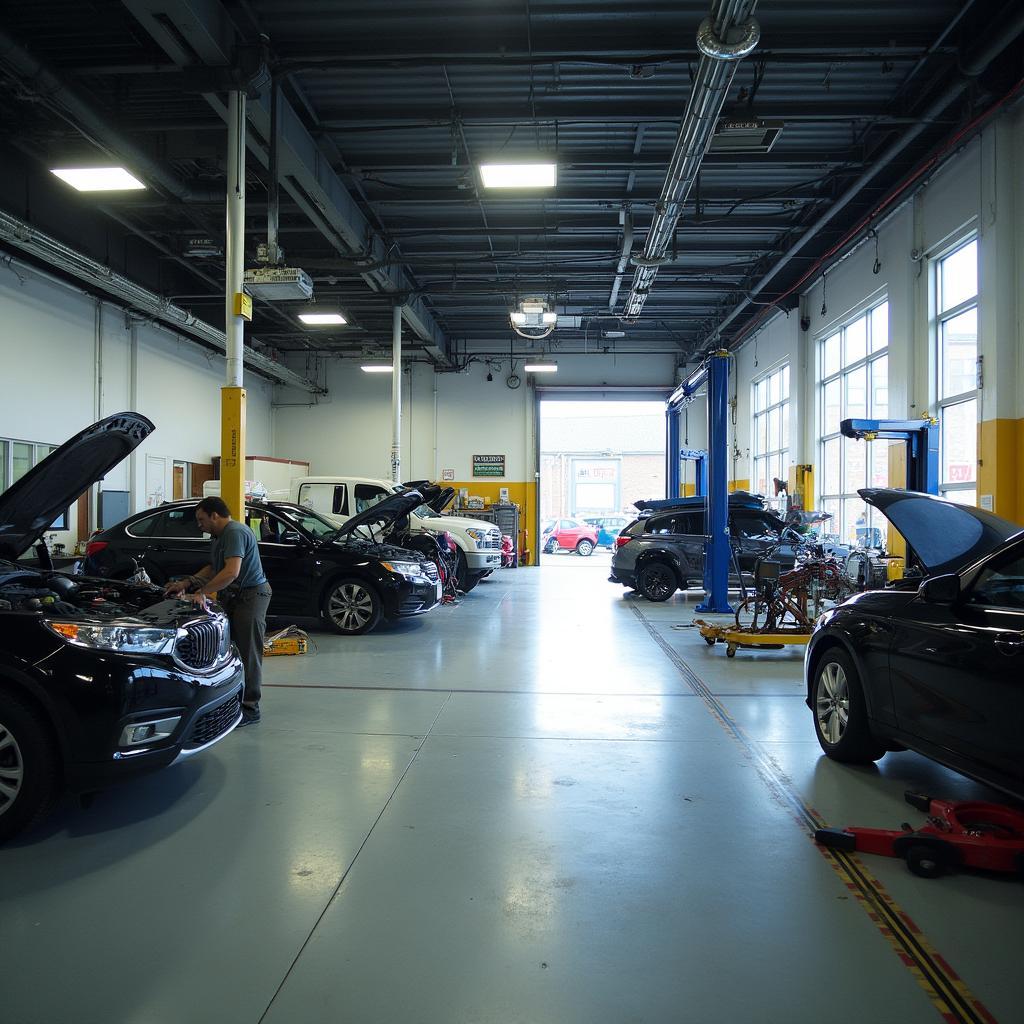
left=622, top=0, right=760, bottom=320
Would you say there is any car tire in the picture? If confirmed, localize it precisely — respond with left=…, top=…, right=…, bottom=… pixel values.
left=322, top=578, right=383, bottom=635
left=543, top=539, right=558, bottom=555
left=0, top=689, right=61, bottom=842
left=636, top=562, right=678, bottom=602
left=576, top=540, right=594, bottom=557
left=811, top=648, right=885, bottom=763
left=455, top=550, right=480, bottom=592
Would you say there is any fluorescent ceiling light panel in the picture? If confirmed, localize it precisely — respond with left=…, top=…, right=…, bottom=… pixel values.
left=361, top=364, right=394, bottom=373
left=480, top=163, right=556, bottom=188
left=509, top=311, right=528, bottom=326
left=298, top=312, right=347, bottom=325
left=524, top=362, right=558, bottom=373
left=50, top=167, right=146, bottom=191
left=541, top=312, right=558, bottom=324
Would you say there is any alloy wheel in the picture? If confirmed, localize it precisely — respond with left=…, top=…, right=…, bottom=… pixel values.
left=0, top=721, right=25, bottom=818
left=642, top=564, right=674, bottom=600
left=329, top=584, right=375, bottom=631
left=816, top=662, right=850, bottom=745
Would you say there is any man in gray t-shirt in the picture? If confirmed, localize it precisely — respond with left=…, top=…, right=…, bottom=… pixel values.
left=165, top=496, right=272, bottom=727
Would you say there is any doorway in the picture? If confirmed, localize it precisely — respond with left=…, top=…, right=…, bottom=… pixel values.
left=538, top=398, right=667, bottom=568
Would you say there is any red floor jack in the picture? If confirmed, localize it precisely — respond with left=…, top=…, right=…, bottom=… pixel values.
left=815, top=791, right=1024, bottom=879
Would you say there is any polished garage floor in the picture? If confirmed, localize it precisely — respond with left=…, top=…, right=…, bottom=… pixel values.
left=2, top=562, right=1021, bottom=1024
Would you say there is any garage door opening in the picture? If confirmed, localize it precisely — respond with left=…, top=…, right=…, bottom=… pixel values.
left=539, top=399, right=666, bottom=568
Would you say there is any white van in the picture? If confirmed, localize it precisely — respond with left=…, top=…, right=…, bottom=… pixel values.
left=291, top=476, right=502, bottom=591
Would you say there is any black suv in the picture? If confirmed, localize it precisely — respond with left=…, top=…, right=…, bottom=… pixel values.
left=85, top=489, right=441, bottom=635
left=0, top=413, right=244, bottom=841
left=610, top=493, right=810, bottom=601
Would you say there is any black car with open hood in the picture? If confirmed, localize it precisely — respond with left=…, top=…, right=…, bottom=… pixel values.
left=0, top=413, right=244, bottom=841
left=804, top=489, right=1024, bottom=803
left=84, top=493, right=441, bottom=636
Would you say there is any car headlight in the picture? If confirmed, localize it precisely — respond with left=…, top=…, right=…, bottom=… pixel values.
left=46, top=621, right=177, bottom=654
left=465, top=529, right=484, bottom=546
left=381, top=560, right=428, bottom=579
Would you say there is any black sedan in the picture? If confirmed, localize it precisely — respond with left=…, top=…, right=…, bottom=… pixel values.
left=85, top=492, right=441, bottom=635
left=805, top=488, right=1024, bottom=800
left=0, top=413, right=243, bottom=841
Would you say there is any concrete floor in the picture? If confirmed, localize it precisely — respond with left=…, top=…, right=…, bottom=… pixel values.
left=2, top=563, right=1021, bottom=1024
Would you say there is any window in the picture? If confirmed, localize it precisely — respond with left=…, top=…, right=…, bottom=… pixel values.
left=817, top=300, right=889, bottom=546
left=0, top=437, right=67, bottom=530
left=354, top=484, right=389, bottom=513
left=126, top=513, right=159, bottom=538
left=752, top=364, right=790, bottom=513
left=969, top=549, right=1024, bottom=610
left=935, top=238, right=978, bottom=505
left=731, top=512, right=778, bottom=542
left=152, top=507, right=204, bottom=539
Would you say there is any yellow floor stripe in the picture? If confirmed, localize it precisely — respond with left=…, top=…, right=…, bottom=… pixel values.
left=631, top=603, right=998, bottom=1024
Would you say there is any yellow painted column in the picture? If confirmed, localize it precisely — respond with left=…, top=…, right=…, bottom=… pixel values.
left=221, top=386, right=246, bottom=518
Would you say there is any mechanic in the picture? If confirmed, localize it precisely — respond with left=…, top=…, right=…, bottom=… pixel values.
left=164, top=496, right=271, bottom=727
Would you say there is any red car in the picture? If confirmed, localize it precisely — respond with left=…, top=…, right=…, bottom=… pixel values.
left=542, top=518, right=599, bottom=556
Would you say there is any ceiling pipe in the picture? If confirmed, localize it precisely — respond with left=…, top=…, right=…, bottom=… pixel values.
left=0, top=28, right=220, bottom=203
left=622, top=0, right=760, bottom=319
left=707, top=1, right=1024, bottom=346
left=607, top=209, right=634, bottom=311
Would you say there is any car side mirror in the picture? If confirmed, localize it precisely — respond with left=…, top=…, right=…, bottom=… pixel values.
left=280, top=530, right=303, bottom=545
left=918, top=573, right=960, bottom=604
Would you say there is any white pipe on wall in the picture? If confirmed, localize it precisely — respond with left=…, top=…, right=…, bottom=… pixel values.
left=391, top=304, right=402, bottom=482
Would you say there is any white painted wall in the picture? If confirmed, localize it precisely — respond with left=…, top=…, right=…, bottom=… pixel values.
left=0, top=260, right=274, bottom=548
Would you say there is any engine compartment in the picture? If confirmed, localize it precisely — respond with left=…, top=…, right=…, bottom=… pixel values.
left=0, top=563, right=168, bottom=620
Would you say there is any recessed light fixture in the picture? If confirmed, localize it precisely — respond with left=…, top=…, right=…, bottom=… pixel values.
left=524, top=362, right=558, bottom=373
left=360, top=363, right=394, bottom=374
left=480, top=163, right=557, bottom=189
left=298, top=312, right=347, bottom=325
left=50, top=167, right=146, bottom=192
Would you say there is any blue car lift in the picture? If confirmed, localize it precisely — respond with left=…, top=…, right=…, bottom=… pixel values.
left=839, top=418, right=940, bottom=494
left=679, top=448, right=708, bottom=498
left=667, top=351, right=733, bottom=613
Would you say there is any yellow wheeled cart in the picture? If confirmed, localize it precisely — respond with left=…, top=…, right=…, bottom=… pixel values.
left=694, top=619, right=811, bottom=658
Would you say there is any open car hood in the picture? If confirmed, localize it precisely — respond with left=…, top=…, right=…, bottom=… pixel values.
left=333, top=485, right=427, bottom=538
left=0, top=412, right=154, bottom=560
left=859, top=488, right=1022, bottom=576
left=401, top=479, right=452, bottom=514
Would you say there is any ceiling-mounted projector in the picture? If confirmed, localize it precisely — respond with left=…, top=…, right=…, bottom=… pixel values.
left=243, top=266, right=314, bottom=301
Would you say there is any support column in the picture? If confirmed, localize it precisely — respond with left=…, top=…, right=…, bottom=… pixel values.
left=666, top=406, right=680, bottom=498
left=696, top=351, right=733, bottom=613
left=222, top=89, right=247, bottom=518
left=391, top=303, right=402, bottom=483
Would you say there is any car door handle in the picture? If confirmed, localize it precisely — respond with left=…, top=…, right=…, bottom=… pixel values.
left=994, top=633, right=1024, bottom=656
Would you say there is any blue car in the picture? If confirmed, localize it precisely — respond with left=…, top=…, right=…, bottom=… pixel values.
left=583, top=515, right=631, bottom=549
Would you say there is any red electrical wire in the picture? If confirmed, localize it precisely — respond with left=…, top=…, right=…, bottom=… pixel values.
left=728, top=74, right=1024, bottom=348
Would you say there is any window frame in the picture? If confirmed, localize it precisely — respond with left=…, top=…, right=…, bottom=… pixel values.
left=0, top=437, right=68, bottom=531
left=932, top=235, right=979, bottom=504
left=750, top=363, right=790, bottom=514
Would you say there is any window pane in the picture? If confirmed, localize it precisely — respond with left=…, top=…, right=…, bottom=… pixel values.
left=841, top=500, right=861, bottom=548
left=768, top=370, right=781, bottom=406
left=823, top=334, right=841, bottom=378
left=940, top=239, right=977, bottom=312
left=940, top=307, right=977, bottom=399
left=768, top=407, right=781, bottom=452
left=870, top=302, right=889, bottom=352
left=868, top=440, right=889, bottom=489
left=781, top=405, right=790, bottom=451
left=820, top=499, right=841, bottom=539
left=0, top=440, right=6, bottom=492
left=845, top=365, right=867, bottom=420
left=822, top=438, right=841, bottom=495
left=755, top=379, right=767, bottom=414
left=845, top=316, right=867, bottom=365
left=846, top=435, right=867, bottom=491
left=12, top=443, right=32, bottom=483
left=781, top=365, right=790, bottom=400
left=941, top=399, right=977, bottom=484
left=823, top=379, right=841, bottom=435
left=870, top=356, right=888, bottom=418
left=754, top=457, right=768, bottom=498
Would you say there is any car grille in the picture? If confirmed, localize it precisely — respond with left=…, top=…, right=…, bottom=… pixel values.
left=423, top=562, right=439, bottom=582
left=480, top=530, right=502, bottom=550
left=175, top=618, right=228, bottom=670
left=184, top=693, right=241, bottom=749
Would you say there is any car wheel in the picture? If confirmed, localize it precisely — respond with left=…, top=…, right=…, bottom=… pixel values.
left=904, top=842, right=953, bottom=879
left=637, top=562, right=677, bottom=602
left=322, top=579, right=383, bottom=635
left=0, top=690, right=61, bottom=842
left=576, top=540, right=594, bottom=557
left=543, top=539, right=558, bottom=555
left=812, top=649, right=885, bottom=763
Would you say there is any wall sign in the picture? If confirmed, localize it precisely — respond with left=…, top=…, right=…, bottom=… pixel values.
left=473, top=454, right=506, bottom=478
left=441, top=469, right=455, bottom=481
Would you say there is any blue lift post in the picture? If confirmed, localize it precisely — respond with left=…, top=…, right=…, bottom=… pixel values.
left=839, top=418, right=940, bottom=494
left=667, top=350, right=733, bottom=613
left=680, top=448, right=708, bottom=498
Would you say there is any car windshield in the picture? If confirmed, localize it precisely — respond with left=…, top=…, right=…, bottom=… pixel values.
left=413, top=504, right=440, bottom=518
left=277, top=506, right=340, bottom=539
